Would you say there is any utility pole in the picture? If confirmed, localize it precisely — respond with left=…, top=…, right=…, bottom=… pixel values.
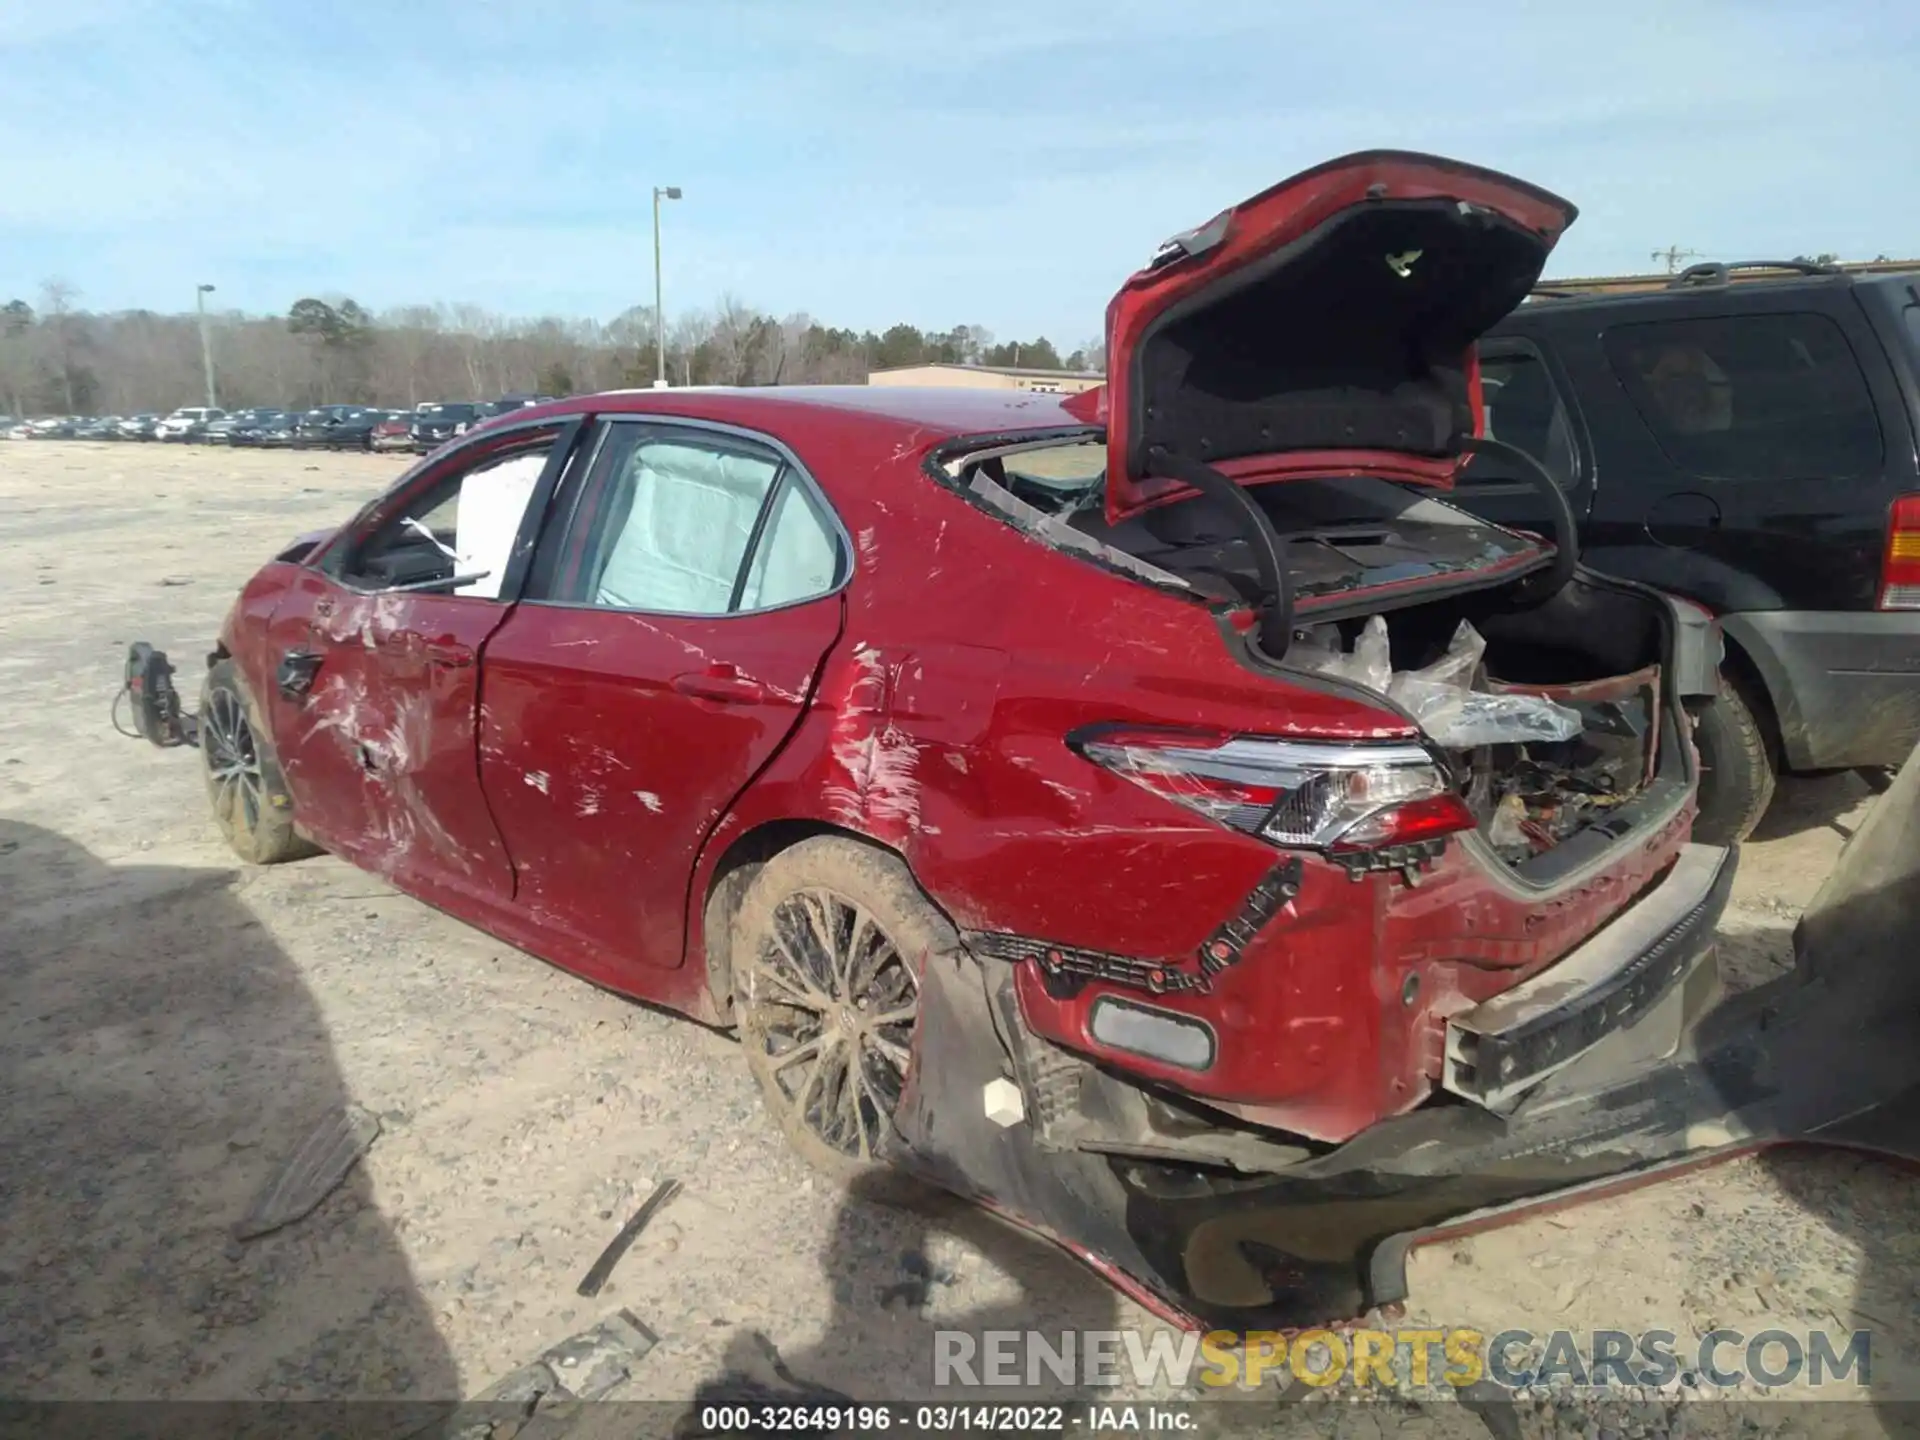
left=1651, top=246, right=1703, bottom=275
left=652, top=186, right=682, bottom=388
left=195, top=283, right=218, bottom=408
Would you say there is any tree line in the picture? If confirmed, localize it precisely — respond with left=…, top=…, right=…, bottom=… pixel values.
left=0, top=279, right=1104, bottom=417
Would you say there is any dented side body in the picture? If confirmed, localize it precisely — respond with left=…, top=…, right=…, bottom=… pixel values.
left=214, top=384, right=1707, bottom=1151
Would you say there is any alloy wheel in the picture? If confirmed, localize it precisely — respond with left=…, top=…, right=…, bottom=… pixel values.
left=202, top=688, right=265, bottom=834
left=745, top=888, right=919, bottom=1160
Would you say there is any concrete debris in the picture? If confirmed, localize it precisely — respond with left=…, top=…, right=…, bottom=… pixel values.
left=442, top=1309, right=659, bottom=1439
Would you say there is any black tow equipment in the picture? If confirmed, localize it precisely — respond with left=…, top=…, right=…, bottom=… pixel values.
left=115, top=643, right=199, bottom=748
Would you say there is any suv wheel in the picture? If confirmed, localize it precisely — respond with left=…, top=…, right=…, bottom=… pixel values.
left=733, top=838, right=945, bottom=1184
left=1687, top=671, right=1776, bottom=846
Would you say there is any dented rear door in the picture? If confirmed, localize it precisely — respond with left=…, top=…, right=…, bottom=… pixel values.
left=477, top=417, right=848, bottom=980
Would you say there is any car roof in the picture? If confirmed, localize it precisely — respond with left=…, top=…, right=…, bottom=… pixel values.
left=1508, top=262, right=1920, bottom=322
left=524, top=384, right=1088, bottom=440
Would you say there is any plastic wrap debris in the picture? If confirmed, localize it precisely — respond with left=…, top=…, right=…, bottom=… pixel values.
left=1293, top=616, right=1584, bottom=749
left=1488, top=792, right=1529, bottom=851
left=1291, top=615, right=1391, bottom=693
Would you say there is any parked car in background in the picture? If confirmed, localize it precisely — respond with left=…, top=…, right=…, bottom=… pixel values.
left=156, top=407, right=226, bottom=442
left=482, top=394, right=555, bottom=418
left=369, top=412, right=414, bottom=452
left=118, top=413, right=161, bottom=441
left=203, top=408, right=275, bottom=444
left=322, top=407, right=402, bottom=450
left=3, top=418, right=31, bottom=440
left=408, top=401, right=484, bottom=452
left=72, top=416, right=121, bottom=440
left=292, top=405, right=372, bottom=449
left=1455, top=258, right=1920, bottom=843
left=227, top=411, right=291, bottom=447
left=27, top=416, right=79, bottom=439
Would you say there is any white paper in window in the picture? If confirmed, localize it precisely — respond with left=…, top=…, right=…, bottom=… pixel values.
left=453, top=452, right=548, bottom=597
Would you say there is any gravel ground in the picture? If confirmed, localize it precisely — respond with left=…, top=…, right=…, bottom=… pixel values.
left=1, top=441, right=1913, bottom=1437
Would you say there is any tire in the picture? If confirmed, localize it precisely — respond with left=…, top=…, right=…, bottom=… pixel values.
left=200, top=659, right=319, bottom=865
left=733, top=836, right=953, bottom=1186
left=1687, top=671, right=1777, bottom=846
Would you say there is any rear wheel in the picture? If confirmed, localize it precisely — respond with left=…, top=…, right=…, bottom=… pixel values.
left=201, top=660, right=318, bottom=865
left=1687, top=671, right=1777, bottom=846
left=733, top=838, right=943, bottom=1184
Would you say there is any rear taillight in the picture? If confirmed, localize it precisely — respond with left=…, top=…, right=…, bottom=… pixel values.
left=1075, top=727, right=1476, bottom=852
left=1881, top=494, right=1920, bottom=610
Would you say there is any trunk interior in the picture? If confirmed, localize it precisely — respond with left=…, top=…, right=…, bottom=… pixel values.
left=978, top=452, right=1684, bottom=878
left=1288, top=576, right=1684, bottom=881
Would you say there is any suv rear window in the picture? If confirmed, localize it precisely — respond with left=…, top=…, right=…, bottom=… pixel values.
left=1602, top=313, right=1882, bottom=482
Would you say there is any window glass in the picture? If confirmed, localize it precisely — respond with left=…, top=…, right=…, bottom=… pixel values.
left=584, top=436, right=783, bottom=613
left=344, top=434, right=558, bottom=592
left=1471, top=350, right=1577, bottom=489
left=737, top=476, right=840, bottom=609
left=560, top=430, right=845, bottom=615
left=1602, top=313, right=1882, bottom=481
left=1904, top=305, right=1920, bottom=365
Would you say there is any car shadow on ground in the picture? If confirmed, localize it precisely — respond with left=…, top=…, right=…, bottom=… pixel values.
left=0, top=819, right=455, bottom=1404
left=1749, top=771, right=1876, bottom=843
left=680, top=1171, right=1127, bottom=1417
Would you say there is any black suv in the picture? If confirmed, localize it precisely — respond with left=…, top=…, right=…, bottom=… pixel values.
left=1456, top=260, right=1920, bottom=843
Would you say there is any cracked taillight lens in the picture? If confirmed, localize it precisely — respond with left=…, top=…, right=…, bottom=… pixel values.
left=1076, top=727, right=1476, bottom=852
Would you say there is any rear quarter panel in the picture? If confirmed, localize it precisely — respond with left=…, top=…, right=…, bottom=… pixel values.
left=697, top=425, right=1696, bottom=1136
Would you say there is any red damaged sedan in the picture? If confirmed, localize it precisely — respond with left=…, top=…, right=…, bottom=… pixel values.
left=128, top=153, right=1785, bottom=1330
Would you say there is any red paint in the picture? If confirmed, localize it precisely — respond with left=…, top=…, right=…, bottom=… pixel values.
left=256, top=572, right=518, bottom=905
left=1093, top=151, right=1573, bottom=519
left=217, top=159, right=1688, bottom=1157
left=476, top=595, right=843, bottom=984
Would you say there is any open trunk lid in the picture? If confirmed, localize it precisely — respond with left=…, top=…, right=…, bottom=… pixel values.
left=1066, top=151, right=1577, bottom=524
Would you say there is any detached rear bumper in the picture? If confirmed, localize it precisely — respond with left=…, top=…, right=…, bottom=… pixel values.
left=895, top=801, right=1920, bottom=1328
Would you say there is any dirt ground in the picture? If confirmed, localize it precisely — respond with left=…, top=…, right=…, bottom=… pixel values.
left=1, top=440, right=1914, bottom=1435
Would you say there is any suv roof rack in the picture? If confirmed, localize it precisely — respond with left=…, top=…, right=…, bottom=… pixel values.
left=1668, top=259, right=1843, bottom=288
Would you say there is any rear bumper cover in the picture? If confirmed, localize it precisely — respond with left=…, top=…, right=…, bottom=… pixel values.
left=1723, top=608, right=1920, bottom=770
left=894, top=800, right=1920, bottom=1327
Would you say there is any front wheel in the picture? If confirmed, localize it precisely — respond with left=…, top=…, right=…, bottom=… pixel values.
left=1687, top=673, right=1777, bottom=846
left=200, top=660, right=319, bottom=865
left=733, top=838, right=947, bottom=1184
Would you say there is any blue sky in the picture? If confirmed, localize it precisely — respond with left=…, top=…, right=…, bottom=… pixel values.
left=3, top=0, right=1914, bottom=344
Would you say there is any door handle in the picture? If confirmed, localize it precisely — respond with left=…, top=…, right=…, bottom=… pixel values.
left=671, top=669, right=767, bottom=704
left=425, top=640, right=475, bottom=668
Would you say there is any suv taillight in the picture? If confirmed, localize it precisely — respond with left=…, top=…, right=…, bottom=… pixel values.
left=1075, top=727, right=1476, bottom=852
left=1881, top=495, right=1920, bottom=610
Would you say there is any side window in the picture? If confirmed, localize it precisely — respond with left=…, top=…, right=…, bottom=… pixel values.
left=1472, top=349, right=1578, bottom=489
left=341, top=431, right=560, bottom=594
left=556, top=427, right=845, bottom=615
left=1602, top=313, right=1883, bottom=481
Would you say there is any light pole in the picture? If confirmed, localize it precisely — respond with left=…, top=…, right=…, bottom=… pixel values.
left=652, top=186, right=681, bottom=388
left=195, top=283, right=218, bottom=409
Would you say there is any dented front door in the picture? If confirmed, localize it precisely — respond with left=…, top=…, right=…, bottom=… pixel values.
left=261, top=423, right=576, bottom=904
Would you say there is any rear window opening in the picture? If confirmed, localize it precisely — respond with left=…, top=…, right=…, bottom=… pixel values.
left=1126, top=200, right=1552, bottom=475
